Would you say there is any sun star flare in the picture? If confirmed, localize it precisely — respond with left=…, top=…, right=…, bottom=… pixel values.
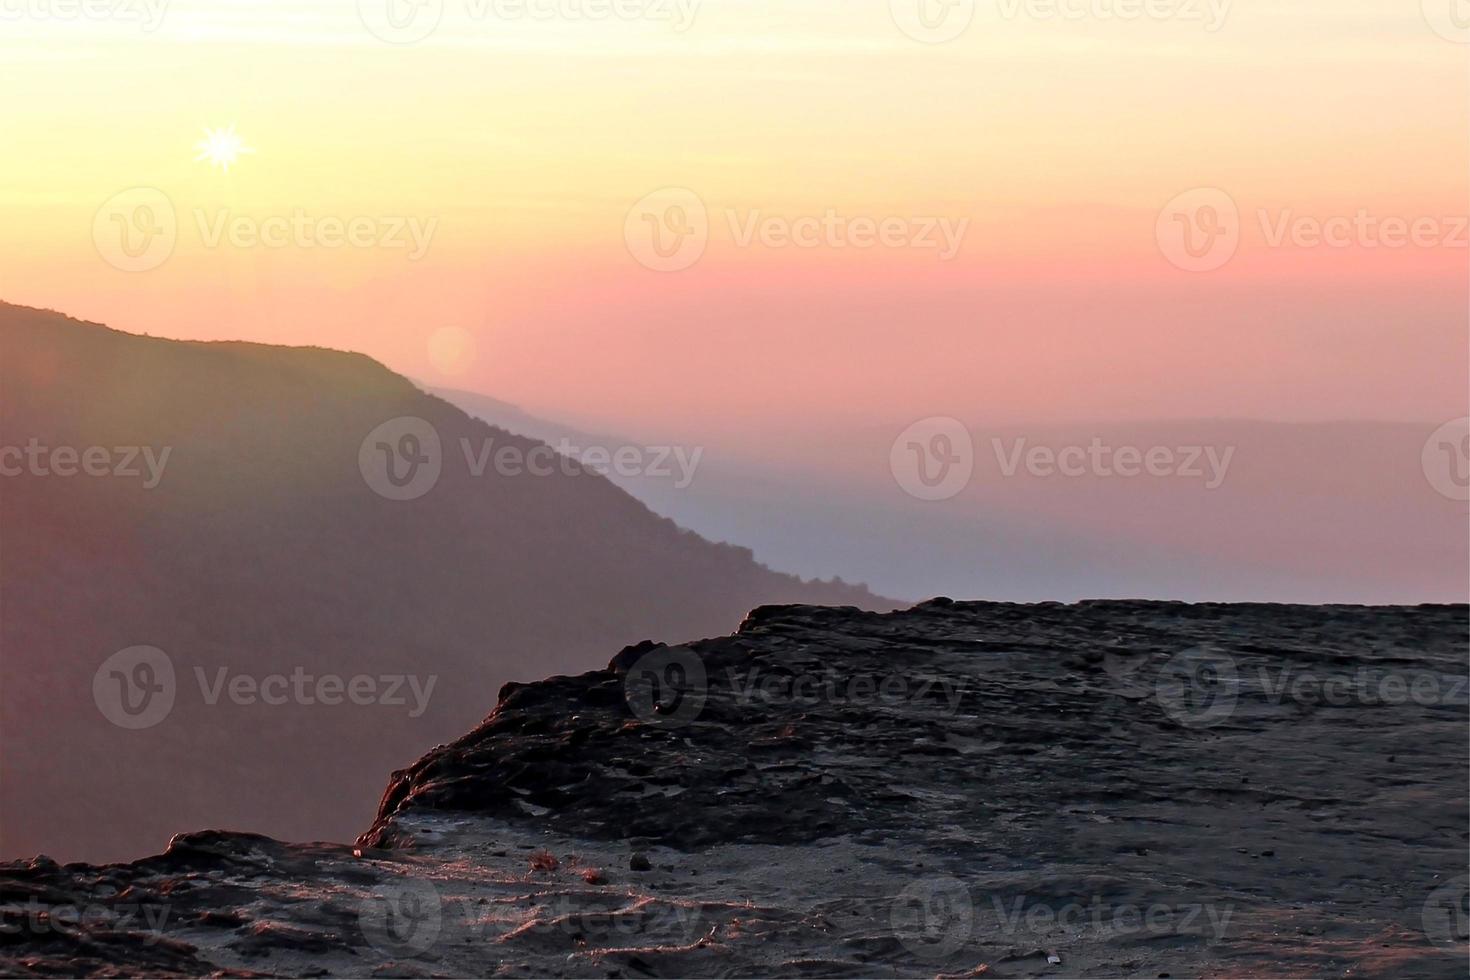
left=194, top=125, right=255, bottom=172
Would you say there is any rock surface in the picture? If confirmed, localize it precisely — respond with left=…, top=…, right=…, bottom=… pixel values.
left=3, top=600, right=1467, bottom=978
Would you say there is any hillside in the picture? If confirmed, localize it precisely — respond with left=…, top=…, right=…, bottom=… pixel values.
left=0, top=302, right=889, bottom=863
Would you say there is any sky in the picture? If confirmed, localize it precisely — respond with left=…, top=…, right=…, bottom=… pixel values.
left=2, top=0, right=1466, bottom=454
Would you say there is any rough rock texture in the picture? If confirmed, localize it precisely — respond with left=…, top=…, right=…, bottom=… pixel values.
left=3, top=600, right=1467, bottom=978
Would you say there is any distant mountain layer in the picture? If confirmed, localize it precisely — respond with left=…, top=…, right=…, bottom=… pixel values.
left=2, top=599, right=1465, bottom=977
left=431, top=387, right=1470, bottom=604
left=0, top=302, right=890, bottom=863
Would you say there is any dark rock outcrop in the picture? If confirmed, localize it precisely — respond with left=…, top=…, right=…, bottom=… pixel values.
left=3, top=600, right=1466, bottom=978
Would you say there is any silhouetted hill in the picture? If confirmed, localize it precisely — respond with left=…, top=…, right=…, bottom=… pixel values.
left=0, top=302, right=891, bottom=863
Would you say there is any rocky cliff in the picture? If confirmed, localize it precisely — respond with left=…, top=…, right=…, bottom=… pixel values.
left=2, top=600, right=1466, bottom=978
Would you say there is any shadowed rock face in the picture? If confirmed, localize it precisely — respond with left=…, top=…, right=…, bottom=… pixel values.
left=3, top=600, right=1467, bottom=978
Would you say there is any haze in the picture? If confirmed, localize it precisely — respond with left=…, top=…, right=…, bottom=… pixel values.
left=2, top=0, right=1465, bottom=602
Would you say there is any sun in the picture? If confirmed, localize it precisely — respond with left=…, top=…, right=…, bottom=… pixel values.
left=194, top=125, right=255, bottom=172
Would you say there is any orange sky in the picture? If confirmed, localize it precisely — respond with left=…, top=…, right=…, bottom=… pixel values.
left=2, top=0, right=1466, bottom=450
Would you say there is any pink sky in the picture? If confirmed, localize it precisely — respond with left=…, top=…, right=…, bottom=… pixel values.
left=1, top=0, right=1465, bottom=456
